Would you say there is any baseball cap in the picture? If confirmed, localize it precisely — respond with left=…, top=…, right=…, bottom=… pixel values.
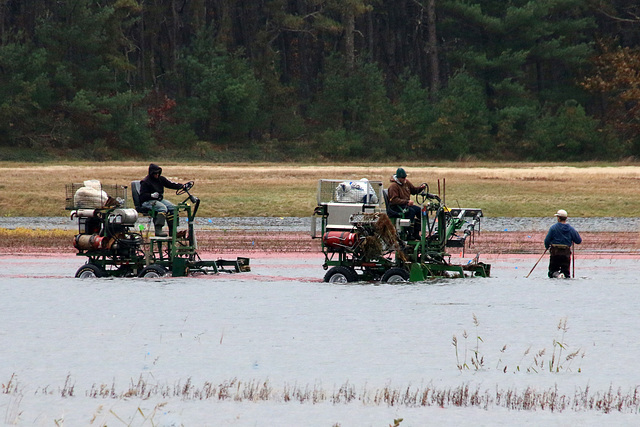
left=554, top=209, right=568, bottom=218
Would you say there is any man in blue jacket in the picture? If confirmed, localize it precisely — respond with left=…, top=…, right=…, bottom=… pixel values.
left=544, top=209, right=582, bottom=278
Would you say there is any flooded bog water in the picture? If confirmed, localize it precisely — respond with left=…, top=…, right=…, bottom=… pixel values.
left=1, top=253, right=640, bottom=425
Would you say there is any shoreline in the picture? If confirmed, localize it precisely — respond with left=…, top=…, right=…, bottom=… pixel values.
left=1, top=230, right=638, bottom=260
left=2, top=253, right=638, bottom=260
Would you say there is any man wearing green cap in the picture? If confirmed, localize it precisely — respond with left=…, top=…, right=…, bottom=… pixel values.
left=387, top=167, right=427, bottom=240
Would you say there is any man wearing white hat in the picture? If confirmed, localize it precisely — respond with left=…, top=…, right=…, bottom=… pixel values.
left=544, top=209, right=582, bottom=278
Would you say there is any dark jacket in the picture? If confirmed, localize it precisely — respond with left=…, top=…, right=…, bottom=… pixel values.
left=139, top=163, right=183, bottom=203
left=544, top=222, right=582, bottom=249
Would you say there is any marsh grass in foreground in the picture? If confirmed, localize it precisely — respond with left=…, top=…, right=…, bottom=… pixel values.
left=2, top=374, right=639, bottom=415
left=453, top=315, right=585, bottom=374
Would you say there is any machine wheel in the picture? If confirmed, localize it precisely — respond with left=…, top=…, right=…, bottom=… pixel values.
left=324, top=266, right=358, bottom=284
left=381, top=268, right=410, bottom=283
left=75, top=263, right=105, bottom=278
left=139, top=264, right=168, bottom=278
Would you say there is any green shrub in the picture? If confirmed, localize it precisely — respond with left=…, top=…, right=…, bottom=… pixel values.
left=177, top=28, right=265, bottom=142
left=426, top=71, right=491, bottom=159
left=524, top=101, right=606, bottom=160
left=394, top=73, right=436, bottom=153
left=309, top=57, right=395, bottom=156
left=316, top=128, right=364, bottom=158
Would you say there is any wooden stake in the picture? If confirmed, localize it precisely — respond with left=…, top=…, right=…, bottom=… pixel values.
left=526, top=247, right=548, bottom=278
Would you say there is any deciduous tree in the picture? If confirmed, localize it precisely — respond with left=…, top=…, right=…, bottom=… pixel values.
left=582, top=43, right=640, bottom=153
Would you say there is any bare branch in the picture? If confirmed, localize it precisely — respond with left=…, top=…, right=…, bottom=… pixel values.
left=597, top=6, right=640, bottom=24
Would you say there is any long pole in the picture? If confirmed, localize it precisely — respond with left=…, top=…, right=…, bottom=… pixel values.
left=526, top=248, right=548, bottom=278
left=443, top=177, right=446, bottom=205
left=572, top=243, right=575, bottom=278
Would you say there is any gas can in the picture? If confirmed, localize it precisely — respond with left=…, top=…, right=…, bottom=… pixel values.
left=323, top=231, right=357, bottom=248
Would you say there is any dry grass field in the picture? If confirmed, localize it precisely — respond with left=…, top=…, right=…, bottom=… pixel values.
left=1, top=161, right=640, bottom=218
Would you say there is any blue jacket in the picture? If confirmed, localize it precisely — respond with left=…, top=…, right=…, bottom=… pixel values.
left=544, top=222, right=582, bottom=249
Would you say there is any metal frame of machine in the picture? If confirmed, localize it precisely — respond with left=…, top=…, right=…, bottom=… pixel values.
left=311, top=179, right=491, bottom=283
left=66, top=181, right=249, bottom=278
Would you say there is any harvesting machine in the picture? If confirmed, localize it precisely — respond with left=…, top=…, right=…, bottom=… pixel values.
left=311, top=178, right=490, bottom=283
left=66, top=180, right=250, bottom=278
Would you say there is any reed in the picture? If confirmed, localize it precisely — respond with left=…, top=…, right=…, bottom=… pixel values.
left=4, top=373, right=640, bottom=414
left=453, top=315, right=585, bottom=374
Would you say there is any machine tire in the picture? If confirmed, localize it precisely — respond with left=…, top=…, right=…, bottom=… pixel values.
left=139, top=264, right=168, bottom=278
left=75, top=263, right=105, bottom=278
left=324, top=266, right=358, bottom=284
left=381, top=268, right=410, bottom=283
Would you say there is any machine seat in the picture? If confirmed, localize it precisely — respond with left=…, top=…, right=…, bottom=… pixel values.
left=383, top=189, right=406, bottom=219
left=130, top=180, right=153, bottom=215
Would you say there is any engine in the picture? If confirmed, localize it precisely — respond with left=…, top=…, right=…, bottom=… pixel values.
left=72, top=208, right=143, bottom=257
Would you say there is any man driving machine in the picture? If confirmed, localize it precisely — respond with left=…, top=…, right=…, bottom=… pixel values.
left=387, top=167, right=427, bottom=240
left=139, top=163, right=188, bottom=236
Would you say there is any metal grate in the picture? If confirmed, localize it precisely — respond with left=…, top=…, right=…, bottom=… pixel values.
left=65, top=182, right=128, bottom=210
left=349, top=212, right=382, bottom=224
left=316, top=179, right=384, bottom=206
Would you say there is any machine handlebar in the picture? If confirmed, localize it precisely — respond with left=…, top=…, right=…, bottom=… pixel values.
left=415, top=183, right=441, bottom=205
left=176, top=180, right=194, bottom=195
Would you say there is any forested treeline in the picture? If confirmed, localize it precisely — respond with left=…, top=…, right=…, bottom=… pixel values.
left=0, top=0, right=639, bottom=161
